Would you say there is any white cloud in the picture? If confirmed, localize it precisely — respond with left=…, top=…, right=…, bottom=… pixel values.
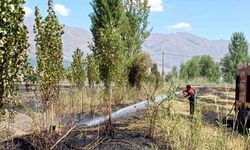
left=24, top=6, right=32, bottom=16
left=54, top=4, right=70, bottom=16
left=167, top=22, right=192, bottom=30
left=148, top=0, right=164, bottom=12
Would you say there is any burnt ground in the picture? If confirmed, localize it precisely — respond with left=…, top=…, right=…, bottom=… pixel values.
left=1, top=86, right=237, bottom=150
left=1, top=119, right=169, bottom=150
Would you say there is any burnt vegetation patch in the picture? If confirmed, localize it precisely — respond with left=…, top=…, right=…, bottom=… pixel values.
left=1, top=123, right=167, bottom=150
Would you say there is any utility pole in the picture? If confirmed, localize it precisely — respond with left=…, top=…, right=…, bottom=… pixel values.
left=162, top=51, right=165, bottom=79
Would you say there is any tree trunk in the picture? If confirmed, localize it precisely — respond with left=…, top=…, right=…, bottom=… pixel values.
left=51, top=101, right=54, bottom=128
left=104, top=81, right=114, bottom=137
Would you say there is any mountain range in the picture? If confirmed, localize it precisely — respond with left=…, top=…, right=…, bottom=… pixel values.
left=25, top=18, right=230, bottom=69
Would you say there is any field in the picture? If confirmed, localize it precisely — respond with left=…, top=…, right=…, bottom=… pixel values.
left=1, top=84, right=250, bottom=150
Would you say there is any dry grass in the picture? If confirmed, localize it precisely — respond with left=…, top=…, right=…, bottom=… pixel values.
left=145, top=96, right=250, bottom=150
left=1, top=84, right=250, bottom=150
left=0, top=84, right=158, bottom=140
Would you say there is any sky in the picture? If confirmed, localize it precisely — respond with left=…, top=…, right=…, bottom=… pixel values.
left=24, top=0, right=250, bottom=41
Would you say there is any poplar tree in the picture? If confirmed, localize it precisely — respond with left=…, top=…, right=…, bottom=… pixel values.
left=0, top=0, right=29, bottom=118
left=90, top=0, right=127, bottom=135
left=86, top=54, right=99, bottom=89
left=124, top=0, right=152, bottom=87
left=34, top=0, right=64, bottom=107
left=70, top=48, right=85, bottom=88
left=124, top=0, right=151, bottom=57
left=90, top=0, right=126, bottom=89
left=221, top=32, right=249, bottom=83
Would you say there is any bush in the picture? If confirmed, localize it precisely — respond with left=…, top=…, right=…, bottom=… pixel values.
left=128, top=52, right=151, bottom=89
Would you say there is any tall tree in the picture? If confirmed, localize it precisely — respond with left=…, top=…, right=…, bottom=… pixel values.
left=124, top=0, right=151, bottom=57
left=34, top=0, right=64, bottom=115
left=70, top=48, right=85, bottom=88
left=90, top=0, right=128, bottom=136
left=123, top=0, right=152, bottom=87
left=221, top=32, right=249, bottom=83
left=90, top=0, right=126, bottom=89
left=0, top=0, right=29, bottom=118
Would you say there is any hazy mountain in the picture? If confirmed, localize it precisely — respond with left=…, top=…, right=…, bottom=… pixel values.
left=25, top=18, right=230, bottom=69
left=143, top=32, right=229, bottom=69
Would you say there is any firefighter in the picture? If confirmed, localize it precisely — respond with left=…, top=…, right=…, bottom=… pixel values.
left=182, top=84, right=196, bottom=115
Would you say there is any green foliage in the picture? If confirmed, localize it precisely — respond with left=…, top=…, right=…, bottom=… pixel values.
left=149, top=63, right=160, bottom=82
left=87, top=54, right=99, bottom=88
left=199, top=55, right=220, bottom=82
left=122, top=0, right=152, bottom=88
left=180, top=56, right=201, bottom=80
left=0, top=0, right=29, bottom=117
left=180, top=55, right=220, bottom=82
left=171, top=66, right=178, bottom=78
left=23, top=61, right=37, bottom=86
left=150, top=63, right=161, bottom=97
left=34, top=0, right=64, bottom=103
left=124, top=0, right=151, bottom=57
left=99, top=25, right=126, bottom=87
left=128, top=52, right=151, bottom=88
left=151, top=63, right=159, bottom=76
left=221, top=32, right=249, bottom=83
left=90, top=0, right=152, bottom=89
left=179, top=63, right=185, bottom=80
left=90, top=0, right=127, bottom=88
left=70, top=48, right=86, bottom=88
left=64, top=67, right=73, bottom=83
left=165, top=66, right=178, bottom=82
